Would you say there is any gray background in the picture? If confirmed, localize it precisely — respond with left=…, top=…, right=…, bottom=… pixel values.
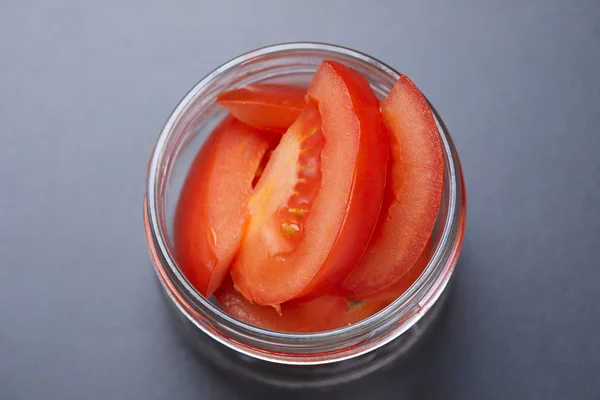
left=1, top=1, right=599, bottom=399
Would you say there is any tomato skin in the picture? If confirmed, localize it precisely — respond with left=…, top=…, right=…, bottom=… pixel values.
left=215, top=277, right=347, bottom=333
left=174, top=117, right=271, bottom=297
left=336, top=76, right=444, bottom=298
left=360, top=238, right=433, bottom=303
left=217, top=84, right=306, bottom=133
left=231, top=61, right=389, bottom=306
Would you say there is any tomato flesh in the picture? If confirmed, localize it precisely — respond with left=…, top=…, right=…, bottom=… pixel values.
left=231, top=61, right=389, bottom=306
left=215, top=277, right=347, bottom=332
left=336, top=76, right=444, bottom=298
left=243, top=101, right=323, bottom=255
left=174, top=117, right=271, bottom=296
left=217, top=84, right=306, bottom=133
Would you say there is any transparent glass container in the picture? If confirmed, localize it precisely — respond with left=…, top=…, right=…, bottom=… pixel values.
left=143, top=42, right=466, bottom=388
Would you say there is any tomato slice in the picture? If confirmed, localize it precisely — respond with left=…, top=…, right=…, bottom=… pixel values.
left=231, top=61, right=389, bottom=306
left=174, top=117, right=271, bottom=297
left=336, top=76, right=444, bottom=298
left=215, top=276, right=347, bottom=332
left=217, top=84, right=306, bottom=133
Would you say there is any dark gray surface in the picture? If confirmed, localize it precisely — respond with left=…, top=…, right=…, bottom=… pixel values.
left=1, top=1, right=599, bottom=399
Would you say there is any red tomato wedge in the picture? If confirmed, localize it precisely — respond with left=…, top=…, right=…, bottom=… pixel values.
left=217, top=84, right=306, bottom=133
left=215, top=277, right=347, bottom=332
left=231, top=61, right=389, bottom=306
left=336, top=76, right=444, bottom=298
left=174, top=117, right=271, bottom=297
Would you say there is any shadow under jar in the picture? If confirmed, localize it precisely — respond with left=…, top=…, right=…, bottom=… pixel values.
left=144, top=42, right=466, bottom=388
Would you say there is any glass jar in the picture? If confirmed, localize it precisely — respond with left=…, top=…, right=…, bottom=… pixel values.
left=143, top=42, right=466, bottom=388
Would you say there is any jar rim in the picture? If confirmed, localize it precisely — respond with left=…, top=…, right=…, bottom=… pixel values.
left=144, top=42, right=465, bottom=364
